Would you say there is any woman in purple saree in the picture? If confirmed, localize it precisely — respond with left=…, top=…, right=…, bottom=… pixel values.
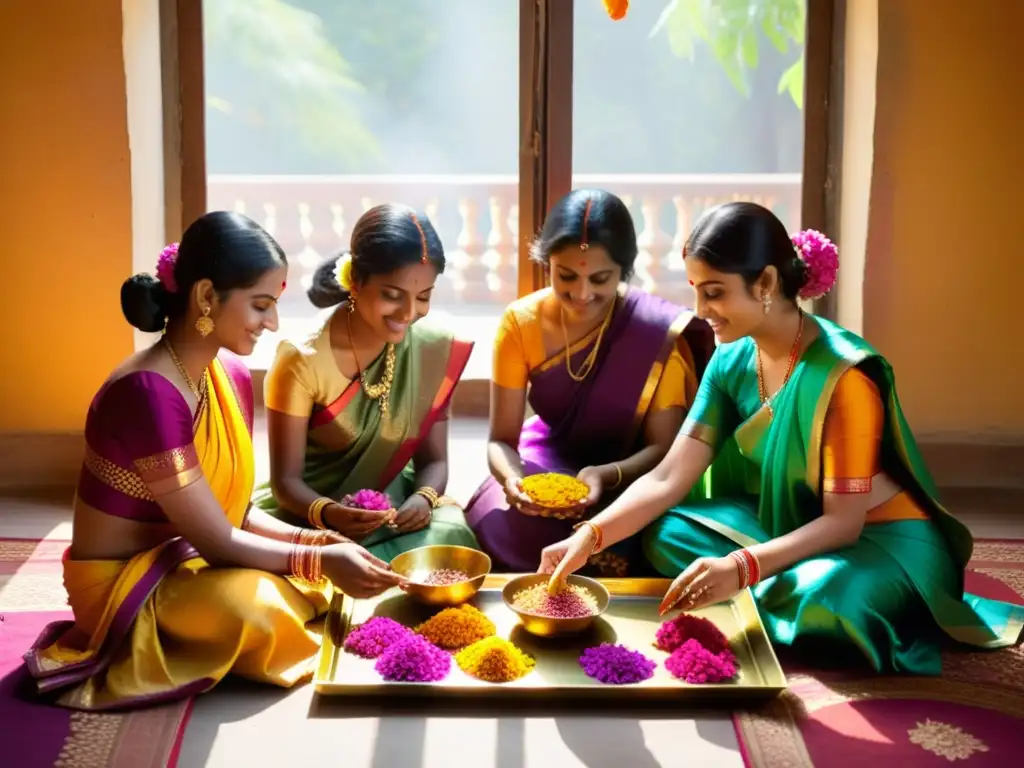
left=465, top=189, right=714, bottom=575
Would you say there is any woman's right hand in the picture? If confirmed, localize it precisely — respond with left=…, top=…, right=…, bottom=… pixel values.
left=320, top=542, right=407, bottom=598
left=323, top=503, right=394, bottom=541
left=538, top=527, right=596, bottom=589
left=504, top=476, right=544, bottom=515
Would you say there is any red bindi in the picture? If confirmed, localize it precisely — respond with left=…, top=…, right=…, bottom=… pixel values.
left=688, top=279, right=694, bottom=286
left=281, top=281, right=287, bottom=291
left=579, top=260, right=587, bottom=267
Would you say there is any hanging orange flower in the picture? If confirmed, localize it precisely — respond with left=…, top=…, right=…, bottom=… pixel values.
left=603, top=0, right=628, bottom=21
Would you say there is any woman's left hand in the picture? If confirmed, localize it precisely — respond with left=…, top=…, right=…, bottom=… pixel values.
left=393, top=495, right=432, bottom=534
left=658, top=556, right=742, bottom=615
left=576, top=466, right=605, bottom=507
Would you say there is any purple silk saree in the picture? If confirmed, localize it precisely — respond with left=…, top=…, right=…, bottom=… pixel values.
left=466, top=288, right=713, bottom=574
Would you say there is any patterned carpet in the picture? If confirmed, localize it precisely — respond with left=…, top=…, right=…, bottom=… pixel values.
left=2, top=537, right=1021, bottom=767
left=734, top=539, right=1024, bottom=766
left=0, top=538, right=192, bottom=768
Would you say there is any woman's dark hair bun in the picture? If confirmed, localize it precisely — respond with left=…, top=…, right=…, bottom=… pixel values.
left=307, top=252, right=348, bottom=309
left=120, top=273, right=169, bottom=333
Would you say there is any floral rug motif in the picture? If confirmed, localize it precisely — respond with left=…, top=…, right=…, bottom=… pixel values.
left=734, top=539, right=1024, bottom=767
left=0, top=538, right=192, bottom=768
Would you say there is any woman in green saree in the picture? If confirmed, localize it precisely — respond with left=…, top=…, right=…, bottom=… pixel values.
left=541, top=202, right=1023, bottom=674
left=253, top=204, right=479, bottom=562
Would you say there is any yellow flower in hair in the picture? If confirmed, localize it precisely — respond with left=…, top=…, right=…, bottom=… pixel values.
left=335, top=254, right=354, bottom=290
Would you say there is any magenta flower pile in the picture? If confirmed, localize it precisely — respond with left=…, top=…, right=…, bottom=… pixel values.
left=664, top=638, right=737, bottom=684
left=374, top=634, right=452, bottom=683
left=341, top=489, right=392, bottom=511
left=343, top=617, right=414, bottom=659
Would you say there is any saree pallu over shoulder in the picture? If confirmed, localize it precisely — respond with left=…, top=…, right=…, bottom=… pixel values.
left=254, top=320, right=474, bottom=517
left=467, top=289, right=714, bottom=574
left=26, top=353, right=328, bottom=710
left=676, top=317, right=1023, bottom=655
left=525, top=287, right=712, bottom=467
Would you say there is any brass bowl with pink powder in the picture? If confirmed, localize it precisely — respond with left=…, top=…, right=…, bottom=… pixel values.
left=502, top=573, right=609, bottom=637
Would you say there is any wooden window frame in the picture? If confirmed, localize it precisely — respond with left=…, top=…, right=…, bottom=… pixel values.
left=165, top=0, right=840, bottom=307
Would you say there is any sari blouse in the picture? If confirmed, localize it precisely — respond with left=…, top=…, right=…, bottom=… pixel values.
left=76, top=353, right=256, bottom=525
left=493, top=288, right=697, bottom=412
left=683, top=357, right=882, bottom=493
left=78, top=374, right=204, bottom=522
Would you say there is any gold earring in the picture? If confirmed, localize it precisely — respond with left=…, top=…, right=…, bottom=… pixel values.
left=348, top=291, right=357, bottom=313
left=762, top=293, right=772, bottom=314
left=195, top=306, right=215, bottom=337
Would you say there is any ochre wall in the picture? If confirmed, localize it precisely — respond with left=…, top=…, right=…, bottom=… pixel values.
left=0, top=0, right=1021, bottom=446
left=863, top=0, right=1024, bottom=440
left=0, top=0, right=134, bottom=432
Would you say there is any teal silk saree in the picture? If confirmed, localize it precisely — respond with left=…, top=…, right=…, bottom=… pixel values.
left=644, top=316, right=1023, bottom=674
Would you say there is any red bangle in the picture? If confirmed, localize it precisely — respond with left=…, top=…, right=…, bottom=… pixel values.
left=729, top=550, right=749, bottom=588
left=740, top=548, right=761, bottom=586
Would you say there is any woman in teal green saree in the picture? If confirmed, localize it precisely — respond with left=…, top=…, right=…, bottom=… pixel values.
left=252, top=204, right=479, bottom=563
left=540, top=202, right=1022, bottom=674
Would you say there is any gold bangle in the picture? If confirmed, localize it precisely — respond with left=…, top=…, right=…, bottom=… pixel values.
left=308, top=497, right=332, bottom=530
left=572, top=520, right=604, bottom=554
left=608, top=463, right=623, bottom=490
left=413, top=486, right=440, bottom=509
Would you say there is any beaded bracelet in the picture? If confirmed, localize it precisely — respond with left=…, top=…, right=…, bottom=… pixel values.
left=308, top=497, right=332, bottom=530
left=288, top=543, right=325, bottom=585
left=728, top=548, right=762, bottom=589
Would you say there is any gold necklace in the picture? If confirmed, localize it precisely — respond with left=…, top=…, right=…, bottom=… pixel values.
left=560, top=299, right=615, bottom=383
left=346, top=311, right=396, bottom=415
left=164, top=338, right=209, bottom=420
left=755, top=311, right=804, bottom=415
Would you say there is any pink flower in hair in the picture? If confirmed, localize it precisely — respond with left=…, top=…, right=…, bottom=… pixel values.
left=156, top=242, right=180, bottom=293
left=792, top=229, right=839, bottom=300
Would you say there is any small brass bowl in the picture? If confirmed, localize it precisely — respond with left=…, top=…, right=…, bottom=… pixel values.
left=390, top=545, right=491, bottom=607
left=502, top=573, right=610, bottom=637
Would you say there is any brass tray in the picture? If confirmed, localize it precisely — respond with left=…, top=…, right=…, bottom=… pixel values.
left=314, top=575, right=786, bottom=703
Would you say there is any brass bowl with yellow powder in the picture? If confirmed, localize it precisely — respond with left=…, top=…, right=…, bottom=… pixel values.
left=502, top=573, right=610, bottom=637
left=520, top=473, right=590, bottom=521
left=390, top=545, right=491, bottom=607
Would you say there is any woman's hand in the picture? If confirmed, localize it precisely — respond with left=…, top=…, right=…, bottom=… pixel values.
left=658, top=556, right=742, bottom=615
left=323, top=503, right=393, bottom=541
left=320, top=542, right=407, bottom=598
left=394, top=495, right=431, bottom=534
left=576, top=466, right=605, bottom=507
left=538, top=526, right=597, bottom=591
left=504, top=476, right=544, bottom=515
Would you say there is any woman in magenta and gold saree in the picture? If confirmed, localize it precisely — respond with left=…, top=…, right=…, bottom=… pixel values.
left=27, top=213, right=403, bottom=710
left=253, top=204, right=479, bottom=563
left=540, top=203, right=1023, bottom=675
left=466, top=189, right=714, bottom=576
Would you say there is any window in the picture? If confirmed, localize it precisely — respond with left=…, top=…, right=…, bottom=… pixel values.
left=203, top=0, right=519, bottom=377
left=196, top=0, right=817, bottom=375
left=573, top=0, right=806, bottom=307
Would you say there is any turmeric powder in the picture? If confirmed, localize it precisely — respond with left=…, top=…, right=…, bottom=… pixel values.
left=522, top=473, right=589, bottom=509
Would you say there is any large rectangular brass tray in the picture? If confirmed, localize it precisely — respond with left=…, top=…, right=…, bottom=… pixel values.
left=314, top=575, right=786, bottom=703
